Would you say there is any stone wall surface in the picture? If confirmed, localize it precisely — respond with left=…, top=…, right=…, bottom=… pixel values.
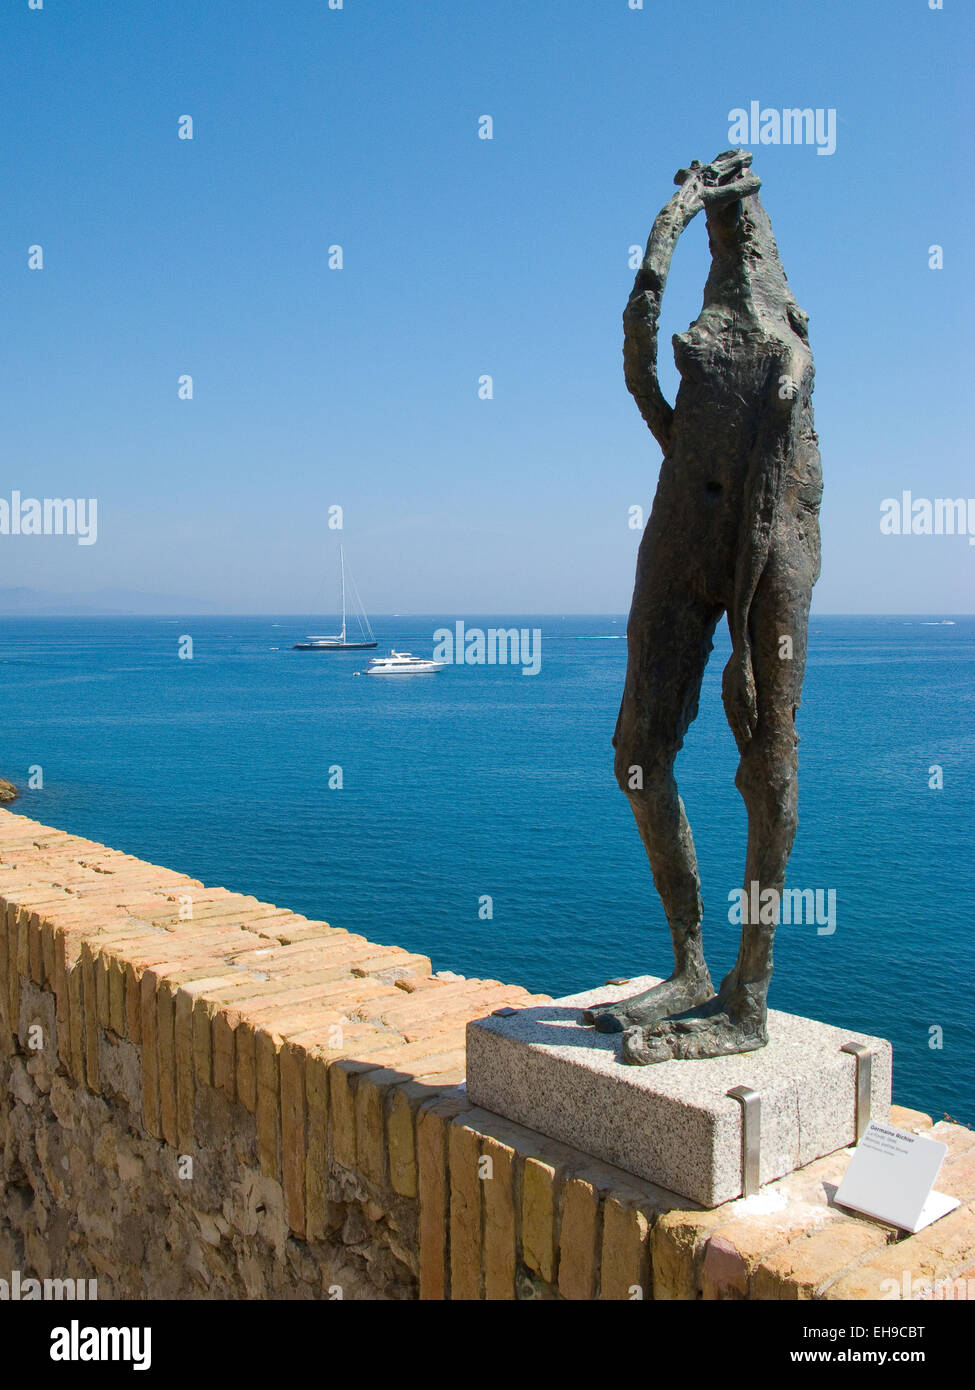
left=1, top=808, right=974, bottom=1301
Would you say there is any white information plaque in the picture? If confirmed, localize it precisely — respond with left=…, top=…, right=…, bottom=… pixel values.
left=835, top=1120, right=960, bottom=1233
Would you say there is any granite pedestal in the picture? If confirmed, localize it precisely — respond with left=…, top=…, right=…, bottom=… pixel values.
left=465, top=977, right=892, bottom=1207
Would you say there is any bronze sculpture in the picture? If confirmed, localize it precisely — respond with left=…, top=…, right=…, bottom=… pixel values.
left=582, top=151, right=823, bottom=1064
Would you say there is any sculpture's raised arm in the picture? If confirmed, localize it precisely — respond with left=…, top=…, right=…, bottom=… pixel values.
left=623, top=153, right=762, bottom=454
left=621, top=170, right=706, bottom=454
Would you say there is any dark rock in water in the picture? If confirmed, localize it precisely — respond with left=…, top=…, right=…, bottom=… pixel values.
left=582, top=150, right=822, bottom=1064
left=0, top=778, right=19, bottom=802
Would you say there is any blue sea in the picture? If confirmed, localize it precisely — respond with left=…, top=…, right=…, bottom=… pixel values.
left=1, top=613, right=972, bottom=1123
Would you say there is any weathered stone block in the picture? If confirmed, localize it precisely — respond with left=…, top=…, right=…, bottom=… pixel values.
left=481, top=1135, right=516, bottom=1300
left=417, top=1094, right=469, bottom=1299
left=599, top=1197, right=651, bottom=1301
left=557, top=1177, right=599, bottom=1300
left=521, top=1156, right=556, bottom=1284
left=448, top=1121, right=483, bottom=1300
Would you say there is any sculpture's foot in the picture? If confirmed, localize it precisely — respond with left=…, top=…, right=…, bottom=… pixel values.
left=619, top=991, right=768, bottom=1065
left=580, top=968, right=714, bottom=1034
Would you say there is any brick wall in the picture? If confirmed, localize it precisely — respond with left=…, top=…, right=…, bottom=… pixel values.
left=1, top=807, right=973, bottom=1300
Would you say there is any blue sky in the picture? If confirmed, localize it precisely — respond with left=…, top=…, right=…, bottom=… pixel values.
left=1, top=0, right=972, bottom=614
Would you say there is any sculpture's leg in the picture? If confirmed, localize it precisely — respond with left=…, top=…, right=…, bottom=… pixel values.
left=582, top=558, right=722, bottom=1033
left=622, top=533, right=815, bottom=1063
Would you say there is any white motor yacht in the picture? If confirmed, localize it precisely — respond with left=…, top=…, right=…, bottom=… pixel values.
left=365, top=650, right=445, bottom=675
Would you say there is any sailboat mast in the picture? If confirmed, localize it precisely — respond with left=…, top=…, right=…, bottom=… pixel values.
left=339, top=544, right=347, bottom=642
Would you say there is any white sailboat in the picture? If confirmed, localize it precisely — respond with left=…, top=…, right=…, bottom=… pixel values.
left=294, top=546, right=378, bottom=650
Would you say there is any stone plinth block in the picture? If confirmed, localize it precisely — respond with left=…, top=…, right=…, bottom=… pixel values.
left=465, top=978, right=892, bottom=1208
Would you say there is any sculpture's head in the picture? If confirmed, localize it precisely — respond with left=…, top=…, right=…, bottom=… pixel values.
left=694, top=151, right=763, bottom=253
left=674, top=148, right=761, bottom=206
left=670, top=150, right=764, bottom=264
left=671, top=151, right=806, bottom=340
